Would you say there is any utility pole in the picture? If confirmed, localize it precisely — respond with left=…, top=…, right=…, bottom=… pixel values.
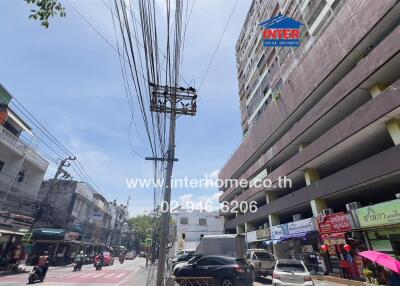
left=148, top=84, right=197, bottom=286
left=29, top=156, right=76, bottom=233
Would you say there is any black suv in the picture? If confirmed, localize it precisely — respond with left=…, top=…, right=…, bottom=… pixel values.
left=173, top=255, right=253, bottom=286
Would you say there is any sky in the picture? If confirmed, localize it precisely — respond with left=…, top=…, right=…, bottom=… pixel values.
left=1, top=0, right=251, bottom=216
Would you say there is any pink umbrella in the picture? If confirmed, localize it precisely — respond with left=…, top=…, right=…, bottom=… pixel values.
left=358, top=251, right=400, bottom=273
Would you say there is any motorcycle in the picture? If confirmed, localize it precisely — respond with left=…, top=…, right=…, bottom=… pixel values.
left=94, top=260, right=102, bottom=271
left=73, top=261, right=83, bottom=271
left=28, top=266, right=44, bottom=284
left=119, top=257, right=125, bottom=264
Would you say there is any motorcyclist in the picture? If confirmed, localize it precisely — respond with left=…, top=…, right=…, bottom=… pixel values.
left=37, top=251, right=49, bottom=281
left=75, top=251, right=84, bottom=270
left=94, top=252, right=104, bottom=269
left=119, top=252, right=125, bottom=263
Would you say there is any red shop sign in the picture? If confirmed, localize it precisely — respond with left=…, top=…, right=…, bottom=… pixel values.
left=318, top=212, right=352, bottom=234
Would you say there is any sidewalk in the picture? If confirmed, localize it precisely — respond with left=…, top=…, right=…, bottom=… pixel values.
left=312, top=275, right=366, bottom=286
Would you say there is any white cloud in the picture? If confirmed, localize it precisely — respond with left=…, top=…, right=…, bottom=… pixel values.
left=178, top=191, right=221, bottom=211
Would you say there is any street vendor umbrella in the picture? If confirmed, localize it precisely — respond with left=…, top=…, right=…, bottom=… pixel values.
left=358, top=251, right=400, bottom=273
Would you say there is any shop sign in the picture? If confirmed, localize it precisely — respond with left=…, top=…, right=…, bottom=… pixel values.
left=271, top=224, right=288, bottom=240
left=287, top=217, right=316, bottom=235
left=92, top=210, right=103, bottom=220
left=256, top=228, right=271, bottom=240
left=246, top=231, right=258, bottom=243
left=21, top=232, right=32, bottom=242
left=355, top=199, right=400, bottom=228
left=318, top=212, right=352, bottom=234
left=64, top=231, right=80, bottom=241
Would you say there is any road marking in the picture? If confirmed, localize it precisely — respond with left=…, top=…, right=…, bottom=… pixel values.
left=79, top=272, right=99, bottom=278
left=104, top=273, right=117, bottom=278
left=115, top=273, right=125, bottom=278
left=116, top=269, right=138, bottom=286
left=93, top=272, right=107, bottom=278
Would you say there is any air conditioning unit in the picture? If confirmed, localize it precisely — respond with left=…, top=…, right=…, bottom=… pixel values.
left=346, top=202, right=362, bottom=211
left=322, top=208, right=334, bottom=215
left=293, top=214, right=303, bottom=221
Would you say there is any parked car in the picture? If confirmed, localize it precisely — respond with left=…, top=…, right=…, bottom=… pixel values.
left=272, top=259, right=314, bottom=286
left=139, top=251, right=147, bottom=258
left=173, top=255, right=253, bottom=286
left=125, top=252, right=135, bottom=260
left=175, top=249, right=196, bottom=258
left=102, top=252, right=114, bottom=266
left=247, top=249, right=276, bottom=279
left=172, top=251, right=199, bottom=269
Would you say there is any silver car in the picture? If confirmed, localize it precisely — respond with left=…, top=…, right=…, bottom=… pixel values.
left=247, top=249, right=276, bottom=279
left=272, top=259, right=314, bottom=286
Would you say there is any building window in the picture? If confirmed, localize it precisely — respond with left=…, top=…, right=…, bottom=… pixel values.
left=180, top=217, right=188, bottom=224
left=199, top=218, right=207, bottom=226
left=0, top=160, right=4, bottom=172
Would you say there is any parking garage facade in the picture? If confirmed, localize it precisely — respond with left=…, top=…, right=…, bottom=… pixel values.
left=219, top=0, right=400, bottom=278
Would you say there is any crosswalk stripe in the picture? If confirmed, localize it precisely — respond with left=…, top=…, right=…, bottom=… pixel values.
left=115, top=273, right=125, bottom=278
left=79, top=272, right=99, bottom=278
left=103, top=273, right=116, bottom=278
left=92, top=272, right=106, bottom=278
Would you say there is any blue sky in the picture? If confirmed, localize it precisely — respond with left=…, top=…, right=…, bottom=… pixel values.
left=1, top=0, right=251, bottom=216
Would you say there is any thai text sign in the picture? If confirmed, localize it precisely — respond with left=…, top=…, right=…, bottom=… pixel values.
left=318, top=213, right=352, bottom=234
left=356, top=199, right=400, bottom=227
left=287, top=217, right=316, bottom=235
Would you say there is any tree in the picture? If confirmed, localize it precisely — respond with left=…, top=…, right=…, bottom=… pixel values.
left=129, top=214, right=156, bottom=251
left=25, top=0, right=66, bottom=28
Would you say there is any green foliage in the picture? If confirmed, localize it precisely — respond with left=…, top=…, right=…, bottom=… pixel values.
left=363, top=268, right=373, bottom=283
left=129, top=214, right=158, bottom=251
left=25, top=0, right=66, bottom=28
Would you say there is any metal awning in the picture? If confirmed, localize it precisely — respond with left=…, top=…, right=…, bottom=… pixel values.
left=7, top=108, right=32, bottom=135
left=0, top=228, right=26, bottom=236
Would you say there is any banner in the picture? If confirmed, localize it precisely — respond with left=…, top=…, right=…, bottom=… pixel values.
left=355, top=199, right=400, bottom=228
left=287, top=217, right=316, bottom=235
left=318, top=212, right=352, bottom=234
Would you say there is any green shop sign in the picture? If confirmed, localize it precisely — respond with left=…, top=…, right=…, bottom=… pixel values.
left=356, top=199, right=400, bottom=227
left=0, top=84, right=12, bottom=105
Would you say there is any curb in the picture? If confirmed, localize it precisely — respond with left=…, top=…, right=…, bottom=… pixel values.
left=312, top=275, right=366, bottom=286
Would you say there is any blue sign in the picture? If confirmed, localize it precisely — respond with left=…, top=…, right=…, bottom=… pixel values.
left=259, top=14, right=303, bottom=47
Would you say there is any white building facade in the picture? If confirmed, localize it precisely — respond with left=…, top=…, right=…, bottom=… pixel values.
left=171, top=209, right=224, bottom=252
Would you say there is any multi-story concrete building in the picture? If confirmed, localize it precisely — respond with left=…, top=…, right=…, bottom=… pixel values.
left=220, top=0, right=400, bottom=273
left=171, top=208, right=224, bottom=252
left=33, top=180, right=116, bottom=263
left=108, top=200, right=130, bottom=249
left=0, top=84, right=49, bottom=230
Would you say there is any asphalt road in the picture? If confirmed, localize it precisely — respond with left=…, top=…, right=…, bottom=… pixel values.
left=0, top=259, right=344, bottom=286
left=0, top=257, right=153, bottom=286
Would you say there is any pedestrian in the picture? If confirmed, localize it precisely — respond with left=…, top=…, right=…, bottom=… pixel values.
left=37, top=251, right=49, bottom=281
left=389, top=270, right=400, bottom=286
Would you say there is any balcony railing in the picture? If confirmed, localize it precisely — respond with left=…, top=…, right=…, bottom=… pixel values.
left=0, top=125, right=49, bottom=171
left=0, top=125, right=25, bottom=154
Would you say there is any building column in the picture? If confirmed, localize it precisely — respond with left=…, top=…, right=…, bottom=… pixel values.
left=386, top=118, right=400, bottom=146
left=304, top=168, right=327, bottom=216
left=236, top=225, right=245, bottom=234
left=369, top=84, right=387, bottom=98
left=310, top=198, right=328, bottom=217
left=245, top=222, right=253, bottom=233
left=304, top=168, right=320, bottom=186
left=266, top=191, right=277, bottom=204
left=298, top=143, right=307, bottom=152
left=268, top=214, right=280, bottom=227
